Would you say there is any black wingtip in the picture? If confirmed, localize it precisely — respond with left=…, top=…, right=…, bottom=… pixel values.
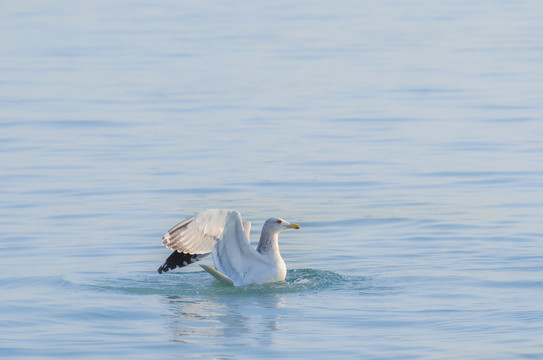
left=157, top=261, right=175, bottom=274
left=157, top=250, right=206, bottom=274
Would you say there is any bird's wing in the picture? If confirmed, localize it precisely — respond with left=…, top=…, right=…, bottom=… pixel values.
left=211, top=211, right=267, bottom=285
left=162, top=209, right=264, bottom=284
left=162, top=209, right=236, bottom=254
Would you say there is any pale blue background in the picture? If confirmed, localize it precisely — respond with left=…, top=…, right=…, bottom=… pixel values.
left=1, top=1, right=542, bottom=359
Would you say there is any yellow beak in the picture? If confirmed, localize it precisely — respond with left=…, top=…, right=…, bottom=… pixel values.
left=286, top=223, right=301, bottom=229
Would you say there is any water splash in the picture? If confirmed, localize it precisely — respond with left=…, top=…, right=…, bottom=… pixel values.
left=87, top=268, right=368, bottom=297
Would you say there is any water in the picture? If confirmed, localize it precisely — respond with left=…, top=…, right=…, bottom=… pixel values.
left=1, top=0, right=543, bottom=358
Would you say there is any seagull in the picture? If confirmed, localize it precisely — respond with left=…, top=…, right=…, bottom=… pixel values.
left=157, top=209, right=301, bottom=286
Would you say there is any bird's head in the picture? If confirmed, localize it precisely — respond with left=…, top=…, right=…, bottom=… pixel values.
left=264, top=217, right=301, bottom=233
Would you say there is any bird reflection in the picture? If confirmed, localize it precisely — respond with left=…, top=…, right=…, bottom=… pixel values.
left=162, top=288, right=286, bottom=347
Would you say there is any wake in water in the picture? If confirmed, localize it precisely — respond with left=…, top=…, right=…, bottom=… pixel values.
left=86, top=268, right=374, bottom=297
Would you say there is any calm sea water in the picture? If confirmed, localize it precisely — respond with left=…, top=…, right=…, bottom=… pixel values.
left=1, top=1, right=543, bottom=359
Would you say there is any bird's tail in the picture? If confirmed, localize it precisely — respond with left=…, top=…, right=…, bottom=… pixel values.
left=157, top=251, right=209, bottom=274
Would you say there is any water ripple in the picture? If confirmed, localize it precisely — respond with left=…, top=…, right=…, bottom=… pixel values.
left=88, top=268, right=373, bottom=297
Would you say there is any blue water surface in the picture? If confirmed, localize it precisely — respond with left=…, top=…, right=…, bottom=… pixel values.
left=1, top=1, right=543, bottom=359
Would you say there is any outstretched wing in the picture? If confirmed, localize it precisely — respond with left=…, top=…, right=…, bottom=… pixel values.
left=211, top=211, right=267, bottom=286
left=158, top=209, right=255, bottom=275
left=162, top=209, right=231, bottom=254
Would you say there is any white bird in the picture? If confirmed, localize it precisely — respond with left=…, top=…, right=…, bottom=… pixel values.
left=157, top=209, right=301, bottom=286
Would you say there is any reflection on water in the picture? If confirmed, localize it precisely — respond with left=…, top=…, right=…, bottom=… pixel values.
left=89, top=268, right=374, bottom=349
left=165, top=293, right=285, bottom=347
left=157, top=269, right=379, bottom=349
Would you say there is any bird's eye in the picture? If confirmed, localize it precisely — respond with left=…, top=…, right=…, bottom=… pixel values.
left=276, top=220, right=282, bottom=224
